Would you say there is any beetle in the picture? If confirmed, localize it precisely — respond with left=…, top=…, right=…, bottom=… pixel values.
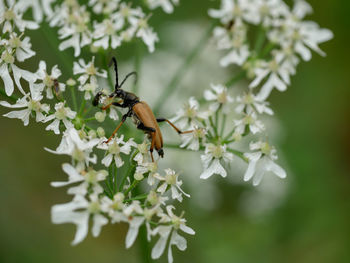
left=93, top=57, right=193, bottom=162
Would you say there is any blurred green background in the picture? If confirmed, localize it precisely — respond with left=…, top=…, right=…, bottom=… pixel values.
left=1, top=0, right=349, bottom=262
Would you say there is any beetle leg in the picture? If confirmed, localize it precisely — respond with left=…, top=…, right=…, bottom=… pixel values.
left=104, top=110, right=131, bottom=143
left=156, top=118, right=193, bottom=134
left=137, top=123, right=156, bottom=133
left=102, top=103, right=113, bottom=111
left=149, top=131, right=156, bottom=163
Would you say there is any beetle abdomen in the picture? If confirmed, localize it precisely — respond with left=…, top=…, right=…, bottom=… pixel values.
left=132, top=102, right=163, bottom=150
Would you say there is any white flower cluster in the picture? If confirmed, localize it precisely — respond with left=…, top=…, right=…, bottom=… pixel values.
left=169, top=0, right=331, bottom=186
left=1, top=2, right=191, bottom=262
left=47, top=128, right=194, bottom=263
left=210, top=0, right=333, bottom=99
left=47, top=0, right=161, bottom=56
left=172, top=84, right=286, bottom=186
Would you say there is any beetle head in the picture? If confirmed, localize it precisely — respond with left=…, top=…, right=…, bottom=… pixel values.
left=114, top=88, right=126, bottom=99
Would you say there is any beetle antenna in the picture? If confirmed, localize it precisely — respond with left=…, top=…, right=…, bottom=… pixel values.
left=109, top=57, right=119, bottom=89
left=119, top=71, right=138, bottom=89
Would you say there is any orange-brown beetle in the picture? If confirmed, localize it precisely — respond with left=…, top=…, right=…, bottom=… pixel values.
left=93, top=57, right=192, bottom=162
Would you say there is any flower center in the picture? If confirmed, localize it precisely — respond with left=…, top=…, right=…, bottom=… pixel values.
left=9, top=36, right=21, bottom=48
left=43, top=74, right=54, bottom=87
left=72, top=147, right=85, bottom=162
left=28, top=100, right=41, bottom=112
left=260, top=142, right=271, bottom=155
left=108, top=141, right=120, bottom=154
left=1, top=50, right=14, bottom=64
left=88, top=201, right=100, bottom=214
left=86, top=64, right=97, bottom=75
left=4, top=9, right=15, bottom=20
left=209, top=144, right=224, bottom=159
left=268, top=59, right=279, bottom=72
left=165, top=173, right=177, bottom=185
left=55, top=106, right=67, bottom=120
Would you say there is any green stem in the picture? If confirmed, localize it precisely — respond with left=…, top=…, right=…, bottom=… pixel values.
left=153, top=22, right=216, bottom=114
left=0, top=89, right=18, bottom=102
left=254, top=25, right=266, bottom=55
left=70, top=86, right=78, bottom=111
left=124, top=193, right=148, bottom=202
left=78, top=99, right=86, bottom=116
left=124, top=180, right=139, bottom=196
left=227, top=147, right=248, bottom=162
left=84, top=117, right=96, bottom=122
left=119, top=151, right=138, bottom=191
left=209, top=116, right=218, bottom=137
left=220, top=114, right=227, bottom=137
left=261, top=42, right=276, bottom=58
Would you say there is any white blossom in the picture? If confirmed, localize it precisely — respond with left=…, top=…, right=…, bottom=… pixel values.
left=244, top=141, right=286, bottom=186
left=151, top=206, right=195, bottom=263
left=204, top=83, right=233, bottom=113
left=34, top=61, right=65, bottom=99
left=171, top=97, right=209, bottom=130
left=200, top=143, right=234, bottom=179
left=45, top=128, right=100, bottom=169
left=51, top=194, right=108, bottom=245
left=97, top=135, right=137, bottom=167
left=44, top=102, right=76, bottom=134
left=0, top=85, right=49, bottom=126
left=157, top=169, right=190, bottom=202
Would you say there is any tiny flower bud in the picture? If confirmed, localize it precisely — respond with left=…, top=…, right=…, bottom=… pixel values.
left=66, top=78, right=76, bottom=86
left=88, top=129, right=97, bottom=138
left=134, top=172, right=144, bottom=181
left=97, top=127, right=105, bottom=137
left=95, top=111, right=106, bottom=122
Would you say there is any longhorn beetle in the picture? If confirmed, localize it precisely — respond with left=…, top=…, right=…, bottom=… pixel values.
left=93, top=57, right=193, bottom=162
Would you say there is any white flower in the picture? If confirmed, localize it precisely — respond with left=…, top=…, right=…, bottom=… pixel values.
left=0, top=45, right=37, bottom=95
left=130, top=15, right=159, bottom=53
left=0, top=2, right=39, bottom=33
left=51, top=194, right=108, bottom=245
left=123, top=201, right=145, bottom=248
left=244, top=141, right=286, bottom=186
left=100, top=192, right=125, bottom=218
left=51, top=163, right=107, bottom=196
left=44, top=102, right=76, bottom=134
left=45, top=128, right=100, bottom=169
left=135, top=161, right=160, bottom=186
left=212, top=20, right=250, bottom=67
left=204, top=83, right=233, bottom=113
left=146, top=0, right=179, bottom=14
left=157, top=169, right=190, bottom=202
left=34, top=61, right=65, bottom=99
left=235, top=92, right=273, bottom=115
left=0, top=85, right=49, bottom=126
left=55, top=4, right=92, bottom=57
left=134, top=140, right=151, bottom=165
left=88, top=0, right=120, bottom=15
left=249, top=54, right=291, bottom=100
left=73, top=57, right=107, bottom=99
left=234, top=110, right=265, bottom=134
left=151, top=206, right=195, bottom=263
left=171, top=97, right=209, bottom=130
left=179, top=126, right=206, bottom=151
left=7, top=32, right=36, bottom=62
left=16, top=0, right=55, bottom=22
left=208, top=0, right=259, bottom=25
left=200, top=143, right=234, bottom=179
left=93, top=18, right=123, bottom=49
left=97, top=135, right=137, bottom=167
